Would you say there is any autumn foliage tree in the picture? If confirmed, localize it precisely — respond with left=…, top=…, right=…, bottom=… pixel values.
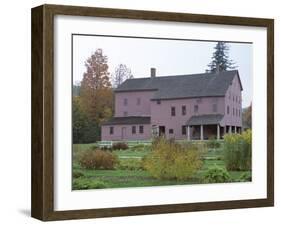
left=72, top=49, right=114, bottom=143
left=80, top=48, right=114, bottom=125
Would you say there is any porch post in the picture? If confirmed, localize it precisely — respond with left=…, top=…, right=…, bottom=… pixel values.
left=223, top=126, right=226, bottom=137
left=200, top=125, right=204, bottom=140
left=217, top=124, right=220, bottom=140
left=187, top=126, right=190, bottom=141
left=229, top=126, right=232, bottom=134
left=234, top=126, right=237, bottom=134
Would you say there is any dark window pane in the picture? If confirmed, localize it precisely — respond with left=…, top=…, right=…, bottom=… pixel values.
left=182, top=106, right=186, bottom=115
left=169, top=129, right=174, bottom=134
left=194, top=105, right=198, bottom=113
left=137, top=98, right=141, bottom=105
left=124, top=98, right=128, bottom=106
left=139, top=125, right=144, bottom=134
left=171, top=107, right=176, bottom=116
left=132, top=126, right=136, bottom=134
left=182, top=126, right=186, bottom=135
left=110, top=127, right=114, bottom=135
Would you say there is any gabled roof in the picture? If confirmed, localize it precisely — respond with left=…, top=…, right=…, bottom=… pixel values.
left=101, top=116, right=151, bottom=125
left=115, top=70, right=242, bottom=100
left=186, top=114, right=224, bottom=126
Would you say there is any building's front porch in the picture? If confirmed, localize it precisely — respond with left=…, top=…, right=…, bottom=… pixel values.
left=186, top=114, right=241, bottom=140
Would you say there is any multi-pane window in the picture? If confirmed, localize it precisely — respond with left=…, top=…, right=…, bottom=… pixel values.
left=227, top=106, right=230, bottom=114
left=132, top=126, right=136, bottom=134
left=182, top=106, right=186, bottom=116
left=169, top=129, right=174, bottom=134
left=139, top=125, right=144, bottom=134
left=194, top=105, right=199, bottom=113
left=110, top=126, right=114, bottom=135
left=171, top=107, right=176, bottom=116
left=239, top=109, right=241, bottom=117
left=182, top=126, right=186, bottom=135
left=137, top=98, right=141, bottom=105
left=123, top=98, right=128, bottom=106
left=212, top=104, right=217, bottom=113
left=233, top=108, right=235, bottom=115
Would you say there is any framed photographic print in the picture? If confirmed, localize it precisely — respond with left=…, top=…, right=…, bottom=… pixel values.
left=31, top=4, right=274, bottom=221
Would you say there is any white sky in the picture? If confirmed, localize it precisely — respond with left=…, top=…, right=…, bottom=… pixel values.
left=73, top=35, right=252, bottom=108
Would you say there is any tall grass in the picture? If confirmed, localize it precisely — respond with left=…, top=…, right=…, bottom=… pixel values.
left=223, top=130, right=252, bottom=171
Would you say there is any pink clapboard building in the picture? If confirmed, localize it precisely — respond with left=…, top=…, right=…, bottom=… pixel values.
left=101, top=68, right=243, bottom=141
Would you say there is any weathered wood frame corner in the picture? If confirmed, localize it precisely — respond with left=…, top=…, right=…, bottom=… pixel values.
left=31, top=4, right=274, bottom=221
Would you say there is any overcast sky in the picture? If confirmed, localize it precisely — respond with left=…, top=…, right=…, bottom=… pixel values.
left=73, top=35, right=252, bottom=108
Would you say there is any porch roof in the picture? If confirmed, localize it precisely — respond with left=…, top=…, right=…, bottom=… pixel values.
left=186, top=114, right=224, bottom=126
left=101, top=116, right=151, bottom=126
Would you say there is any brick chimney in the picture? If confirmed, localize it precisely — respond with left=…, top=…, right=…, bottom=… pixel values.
left=151, top=68, right=156, bottom=78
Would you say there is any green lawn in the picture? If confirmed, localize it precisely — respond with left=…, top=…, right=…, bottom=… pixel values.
left=72, top=143, right=251, bottom=190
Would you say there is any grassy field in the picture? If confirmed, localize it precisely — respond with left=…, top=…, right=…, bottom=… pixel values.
left=72, top=142, right=251, bottom=190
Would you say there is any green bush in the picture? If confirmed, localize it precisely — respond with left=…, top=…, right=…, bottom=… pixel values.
left=79, top=149, right=118, bottom=169
left=207, top=137, right=221, bottom=149
left=117, top=159, right=144, bottom=171
left=223, top=130, right=252, bottom=171
left=237, top=171, right=252, bottom=182
left=203, top=165, right=231, bottom=183
left=72, top=171, right=84, bottom=178
left=112, top=142, right=129, bottom=150
left=143, top=137, right=203, bottom=181
left=73, top=179, right=107, bottom=190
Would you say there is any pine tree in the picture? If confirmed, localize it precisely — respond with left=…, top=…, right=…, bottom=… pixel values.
left=206, top=42, right=236, bottom=73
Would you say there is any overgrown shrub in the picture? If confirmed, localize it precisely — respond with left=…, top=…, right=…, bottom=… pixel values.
left=73, top=179, right=107, bottom=190
left=223, top=130, right=252, bottom=171
left=203, top=165, right=231, bottom=183
left=143, top=137, right=203, bottom=181
left=79, top=149, right=118, bottom=170
left=112, top=142, right=129, bottom=150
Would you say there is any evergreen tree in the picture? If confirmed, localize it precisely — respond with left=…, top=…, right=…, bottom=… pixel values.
left=206, top=42, right=236, bottom=73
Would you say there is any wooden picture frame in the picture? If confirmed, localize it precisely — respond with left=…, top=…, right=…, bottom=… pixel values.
left=31, top=4, right=274, bottom=221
